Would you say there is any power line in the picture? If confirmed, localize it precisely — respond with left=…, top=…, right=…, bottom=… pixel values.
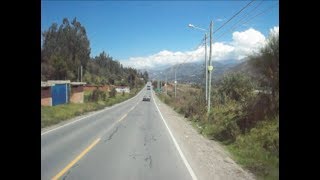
left=215, top=0, right=265, bottom=37
left=234, top=0, right=264, bottom=22
left=170, top=0, right=256, bottom=81
left=215, top=2, right=279, bottom=42
left=213, top=0, right=256, bottom=34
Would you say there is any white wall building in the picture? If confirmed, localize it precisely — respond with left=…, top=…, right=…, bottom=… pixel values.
left=115, top=86, right=130, bottom=93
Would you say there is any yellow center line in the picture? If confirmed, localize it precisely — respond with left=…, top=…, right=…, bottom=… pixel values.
left=52, top=101, right=140, bottom=179
left=118, top=113, right=128, bottom=122
left=52, top=138, right=101, bottom=180
left=119, top=102, right=139, bottom=122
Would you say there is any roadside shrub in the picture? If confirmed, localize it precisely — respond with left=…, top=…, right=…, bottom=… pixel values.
left=178, top=106, right=186, bottom=115
left=251, top=116, right=279, bottom=156
left=90, top=89, right=106, bottom=102
left=218, top=73, right=255, bottom=102
left=231, top=115, right=279, bottom=178
left=184, top=95, right=206, bottom=119
left=207, top=100, right=243, bottom=143
left=109, top=88, right=117, bottom=98
left=237, top=93, right=275, bottom=133
left=84, top=91, right=92, bottom=102
left=164, top=96, right=172, bottom=105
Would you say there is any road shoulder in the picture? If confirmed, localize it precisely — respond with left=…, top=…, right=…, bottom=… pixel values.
left=153, top=93, right=255, bottom=180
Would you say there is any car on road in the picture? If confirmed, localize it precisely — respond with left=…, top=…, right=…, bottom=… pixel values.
left=143, top=95, right=151, bottom=101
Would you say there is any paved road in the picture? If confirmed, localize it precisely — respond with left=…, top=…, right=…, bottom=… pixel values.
left=41, top=87, right=193, bottom=180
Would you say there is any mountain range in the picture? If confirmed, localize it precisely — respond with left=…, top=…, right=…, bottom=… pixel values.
left=143, top=59, right=247, bottom=84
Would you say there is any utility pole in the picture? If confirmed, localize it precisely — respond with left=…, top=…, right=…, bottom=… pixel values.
left=165, top=74, right=167, bottom=95
left=78, top=66, right=80, bottom=82
left=207, top=21, right=213, bottom=114
left=80, top=65, right=83, bottom=82
left=174, top=69, right=177, bottom=98
left=157, top=79, right=160, bottom=91
left=204, top=33, right=208, bottom=103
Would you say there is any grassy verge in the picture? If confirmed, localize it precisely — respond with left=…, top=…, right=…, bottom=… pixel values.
left=198, top=118, right=279, bottom=180
left=156, top=90, right=278, bottom=180
left=41, top=102, right=104, bottom=128
left=227, top=117, right=279, bottom=180
left=41, top=86, right=143, bottom=128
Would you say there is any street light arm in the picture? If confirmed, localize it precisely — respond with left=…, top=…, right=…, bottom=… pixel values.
left=188, top=24, right=207, bottom=32
left=188, top=24, right=195, bottom=28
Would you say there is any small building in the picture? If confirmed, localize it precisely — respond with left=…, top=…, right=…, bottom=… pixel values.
left=70, top=82, right=86, bottom=103
left=41, top=81, right=54, bottom=106
left=41, top=80, right=88, bottom=106
left=115, top=86, right=130, bottom=93
left=47, top=80, right=70, bottom=106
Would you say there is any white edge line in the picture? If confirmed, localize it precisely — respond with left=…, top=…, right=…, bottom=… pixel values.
left=152, top=92, right=198, bottom=180
left=41, top=87, right=145, bottom=136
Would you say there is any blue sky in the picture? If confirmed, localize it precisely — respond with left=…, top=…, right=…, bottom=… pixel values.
left=42, top=0, right=279, bottom=69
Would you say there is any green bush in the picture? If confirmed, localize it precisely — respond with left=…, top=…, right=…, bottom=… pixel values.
left=218, top=73, right=255, bottom=102
left=205, top=100, right=243, bottom=142
left=184, top=99, right=205, bottom=119
left=229, top=115, right=279, bottom=179
left=109, top=88, right=117, bottom=98
left=84, top=91, right=92, bottom=102
left=237, top=93, right=276, bottom=133
left=90, top=89, right=106, bottom=102
left=249, top=116, right=279, bottom=156
left=164, top=96, right=172, bottom=105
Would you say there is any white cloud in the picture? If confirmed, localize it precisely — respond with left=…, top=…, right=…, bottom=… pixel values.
left=216, top=18, right=224, bottom=22
left=232, top=28, right=266, bottom=47
left=212, top=42, right=235, bottom=60
left=231, top=28, right=266, bottom=59
left=121, top=27, right=276, bottom=69
left=122, top=48, right=206, bottom=69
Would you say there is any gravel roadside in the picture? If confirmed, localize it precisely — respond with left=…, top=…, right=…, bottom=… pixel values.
left=153, top=93, right=256, bottom=180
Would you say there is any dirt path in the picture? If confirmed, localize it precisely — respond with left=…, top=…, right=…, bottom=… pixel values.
left=153, top=93, right=256, bottom=180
